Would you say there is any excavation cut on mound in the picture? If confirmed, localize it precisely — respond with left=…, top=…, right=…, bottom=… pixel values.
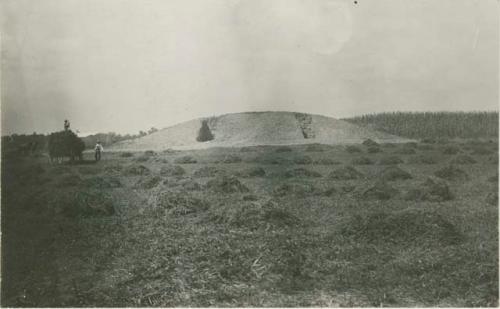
left=109, top=111, right=409, bottom=151
left=341, top=209, right=462, bottom=246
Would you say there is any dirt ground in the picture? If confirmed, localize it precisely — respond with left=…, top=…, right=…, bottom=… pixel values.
left=1, top=140, right=498, bottom=307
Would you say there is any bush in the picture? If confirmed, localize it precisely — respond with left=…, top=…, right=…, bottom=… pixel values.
left=378, top=155, right=404, bottom=165
left=362, top=139, right=379, bottom=147
left=404, top=177, right=453, bottom=202
left=174, top=156, right=197, bottom=164
left=283, top=168, right=322, bottom=178
left=196, top=119, right=214, bottom=142
left=379, top=166, right=412, bottom=181
left=205, top=175, right=249, bottom=193
left=351, top=156, right=374, bottom=165
left=361, top=181, right=399, bottom=200
left=450, top=155, right=476, bottom=165
left=329, top=166, right=364, bottom=180
left=160, top=165, right=185, bottom=177
left=193, top=166, right=225, bottom=178
left=435, top=165, right=469, bottom=182
left=341, top=209, right=462, bottom=245
left=346, top=145, right=362, bottom=153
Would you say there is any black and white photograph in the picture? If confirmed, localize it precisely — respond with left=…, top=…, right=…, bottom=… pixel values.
left=1, top=0, right=498, bottom=307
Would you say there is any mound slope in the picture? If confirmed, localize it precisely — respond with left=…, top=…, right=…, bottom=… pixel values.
left=110, top=112, right=409, bottom=151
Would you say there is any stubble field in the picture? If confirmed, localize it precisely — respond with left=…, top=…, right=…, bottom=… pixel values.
left=2, top=139, right=498, bottom=307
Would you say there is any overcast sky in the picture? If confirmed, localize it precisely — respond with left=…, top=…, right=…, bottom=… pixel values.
left=1, top=0, right=498, bottom=135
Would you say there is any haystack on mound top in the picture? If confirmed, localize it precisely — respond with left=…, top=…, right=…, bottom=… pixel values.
left=109, top=112, right=411, bottom=151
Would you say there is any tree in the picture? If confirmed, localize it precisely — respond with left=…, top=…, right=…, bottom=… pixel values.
left=148, top=127, right=158, bottom=135
left=196, top=120, right=214, bottom=142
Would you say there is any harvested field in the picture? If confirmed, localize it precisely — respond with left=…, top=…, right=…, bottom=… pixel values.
left=2, top=139, right=498, bottom=307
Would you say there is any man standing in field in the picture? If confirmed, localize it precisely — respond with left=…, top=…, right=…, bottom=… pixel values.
left=64, top=120, right=70, bottom=131
left=95, top=141, right=104, bottom=162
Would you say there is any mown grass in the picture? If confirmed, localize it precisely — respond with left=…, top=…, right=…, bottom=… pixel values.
left=1, top=140, right=498, bottom=307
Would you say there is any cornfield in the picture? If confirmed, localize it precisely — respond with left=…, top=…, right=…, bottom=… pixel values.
left=344, top=111, right=498, bottom=139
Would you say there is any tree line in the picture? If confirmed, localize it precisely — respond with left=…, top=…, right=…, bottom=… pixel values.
left=2, top=127, right=159, bottom=154
left=344, top=111, right=498, bottom=139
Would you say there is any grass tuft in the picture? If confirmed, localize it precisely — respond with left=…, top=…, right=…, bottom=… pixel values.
left=205, top=175, right=249, bottom=193
left=404, top=177, right=453, bottom=202
left=341, top=209, right=463, bottom=245
left=379, top=166, right=412, bottom=181
left=329, top=166, right=364, bottom=180
left=435, top=165, right=469, bottom=181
